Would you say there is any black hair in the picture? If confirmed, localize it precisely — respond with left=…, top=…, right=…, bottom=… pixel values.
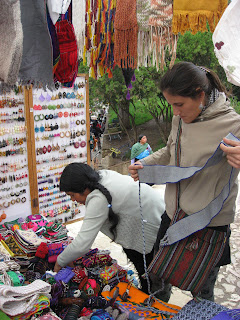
left=160, top=61, right=228, bottom=100
left=60, top=163, right=119, bottom=240
left=138, top=134, right=144, bottom=142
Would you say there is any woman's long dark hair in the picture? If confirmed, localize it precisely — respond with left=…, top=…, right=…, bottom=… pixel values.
left=60, top=162, right=119, bottom=240
left=160, top=61, right=228, bottom=100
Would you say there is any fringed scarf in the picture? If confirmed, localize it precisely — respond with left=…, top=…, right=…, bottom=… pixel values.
left=137, top=0, right=177, bottom=71
left=19, top=0, right=55, bottom=90
left=114, top=0, right=138, bottom=69
left=72, top=0, right=86, bottom=59
left=172, top=0, right=228, bottom=35
left=84, top=0, right=116, bottom=79
left=0, top=0, right=23, bottom=94
left=149, top=0, right=177, bottom=70
left=137, top=0, right=151, bottom=67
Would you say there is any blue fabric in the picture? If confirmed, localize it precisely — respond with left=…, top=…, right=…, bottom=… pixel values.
left=136, top=149, right=150, bottom=160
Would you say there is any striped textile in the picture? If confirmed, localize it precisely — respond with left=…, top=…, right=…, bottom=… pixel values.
left=148, top=214, right=228, bottom=295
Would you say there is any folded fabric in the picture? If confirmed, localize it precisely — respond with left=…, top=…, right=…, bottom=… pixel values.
left=0, top=279, right=51, bottom=316
left=102, top=282, right=181, bottom=319
left=54, top=266, right=75, bottom=283
left=9, top=295, right=50, bottom=320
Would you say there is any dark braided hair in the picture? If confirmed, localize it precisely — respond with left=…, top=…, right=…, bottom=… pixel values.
left=60, top=163, right=119, bottom=240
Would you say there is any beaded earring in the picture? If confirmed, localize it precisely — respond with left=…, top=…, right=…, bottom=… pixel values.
left=35, top=126, right=39, bottom=133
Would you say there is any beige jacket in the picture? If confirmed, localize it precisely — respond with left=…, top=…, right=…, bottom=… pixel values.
left=142, top=94, right=240, bottom=226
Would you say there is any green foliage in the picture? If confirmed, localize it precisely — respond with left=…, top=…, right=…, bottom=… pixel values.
left=108, top=101, right=153, bottom=125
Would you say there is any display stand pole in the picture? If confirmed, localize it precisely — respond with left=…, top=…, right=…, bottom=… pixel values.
left=24, top=85, right=39, bottom=214
left=81, top=73, right=91, bottom=165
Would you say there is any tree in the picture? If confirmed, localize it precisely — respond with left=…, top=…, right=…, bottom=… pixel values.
left=131, top=66, right=172, bottom=144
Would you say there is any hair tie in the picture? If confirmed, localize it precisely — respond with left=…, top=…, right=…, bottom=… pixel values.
left=107, top=204, right=112, bottom=208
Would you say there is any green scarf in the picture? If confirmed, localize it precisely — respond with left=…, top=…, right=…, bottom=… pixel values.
left=131, top=142, right=148, bottom=159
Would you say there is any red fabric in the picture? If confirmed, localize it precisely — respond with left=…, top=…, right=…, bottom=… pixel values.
left=54, top=20, right=78, bottom=84
left=35, top=242, right=48, bottom=259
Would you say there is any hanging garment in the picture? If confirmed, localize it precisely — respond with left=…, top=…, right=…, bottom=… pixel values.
left=72, top=0, right=85, bottom=59
left=18, top=0, right=54, bottom=90
left=114, top=0, right=138, bottom=69
left=84, top=0, right=116, bottom=79
left=137, top=0, right=151, bottom=67
left=54, top=19, right=78, bottom=86
left=172, top=0, right=228, bottom=35
left=149, top=0, right=177, bottom=70
left=0, top=0, right=23, bottom=93
left=212, top=0, right=240, bottom=87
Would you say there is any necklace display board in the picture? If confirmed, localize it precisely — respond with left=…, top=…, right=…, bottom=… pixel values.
left=0, top=74, right=90, bottom=225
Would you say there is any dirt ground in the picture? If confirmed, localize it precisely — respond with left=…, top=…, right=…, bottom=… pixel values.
left=102, top=118, right=161, bottom=164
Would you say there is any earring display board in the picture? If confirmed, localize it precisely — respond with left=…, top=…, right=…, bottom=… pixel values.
left=0, top=87, right=32, bottom=224
left=0, top=74, right=90, bottom=225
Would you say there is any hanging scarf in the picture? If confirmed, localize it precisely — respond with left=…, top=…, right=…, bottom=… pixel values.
left=84, top=0, right=116, bottom=79
left=0, top=0, right=23, bottom=93
left=72, top=0, right=86, bottom=59
left=149, top=0, right=177, bottom=70
left=137, top=0, right=177, bottom=70
left=172, top=0, right=228, bottom=35
left=54, top=19, right=78, bottom=86
left=114, top=0, right=138, bottom=69
left=19, top=0, right=55, bottom=90
left=137, top=0, right=151, bottom=68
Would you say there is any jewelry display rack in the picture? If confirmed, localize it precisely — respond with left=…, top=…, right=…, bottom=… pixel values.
left=0, top=74, right=90, bottom=225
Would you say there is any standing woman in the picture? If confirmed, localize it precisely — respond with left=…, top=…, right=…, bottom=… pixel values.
left=54, top=163, right=165, bottom=294
left=129, top=62, right=240, bottom=302
left=131, top=135, right=153, bottom=164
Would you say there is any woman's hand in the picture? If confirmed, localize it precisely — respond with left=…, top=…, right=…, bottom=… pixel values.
left=128, top=161, right=143, bottom=181
left=220, top=137, right=240, bottom=168
left=54, top=261, right=62, bottom=273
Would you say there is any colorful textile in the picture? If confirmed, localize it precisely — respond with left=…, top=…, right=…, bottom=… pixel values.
left=54, top=266, right=75, bottom=283
left=147, top=210, right=228, bottom=296
left=171, top=299, right=229, bottom=320
left=102, top=282, right=181, bottom=319
left=172, top=0, right=228, bottom=35
left=9, top=295, right=50, bottom=320
left=4, top=236, right=27, bottom=257
left=54, top=19, right=78, bottom=85
left=149, top=0, right=177, bottom=69
left=84, top=0, right=116, bottom=79
left=212, top=0, right=240, bottom=87
left=0, top=0, right=23, bottom=93
left=114, top=0, right=138, bottom=69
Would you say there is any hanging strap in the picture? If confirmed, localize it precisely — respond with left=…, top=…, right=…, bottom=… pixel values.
left=138, top=132, right=239, bottom=245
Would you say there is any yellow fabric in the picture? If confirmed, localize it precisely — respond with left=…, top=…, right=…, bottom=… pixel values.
left=172, top=0, right=228, bottom=34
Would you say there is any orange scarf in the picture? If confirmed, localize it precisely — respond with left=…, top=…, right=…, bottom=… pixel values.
left=172, top=0, right=228, bottom=34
